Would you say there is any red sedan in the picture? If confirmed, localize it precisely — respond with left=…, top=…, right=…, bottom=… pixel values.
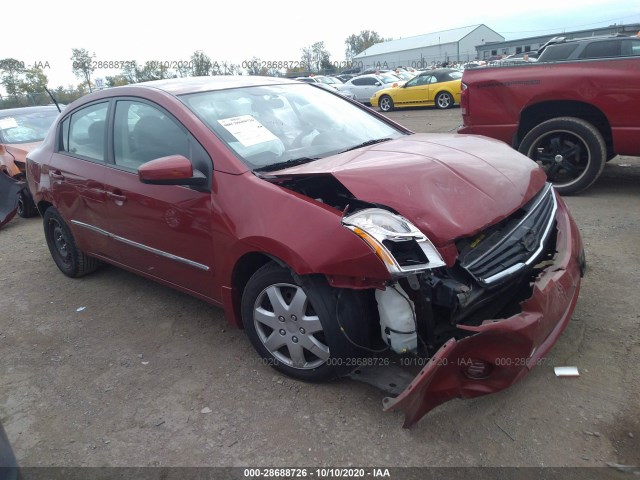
left=26, top=76, right=584, bottom=427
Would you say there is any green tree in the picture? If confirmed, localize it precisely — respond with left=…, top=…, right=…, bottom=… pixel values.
left=219, top=61, right=240, bottom=76
left=0, top=58, right=26, bottom=97
left=105, top=74, right=132, bottom=87
left=246, top=57, right=263, bottom=76
left=191, top=51, right=214, bottom=76
left=122, top=61, right=140, bottom=84
left=345, top=30, right=385, bottom=61
left=300, top=47, right=314, bottom=74
left=311, top=42, right=331, bottom=73
left=136, top=62, right=173, bottom=82
left=18, top=67, right=49, bottom=95
left=71, top=48, right=96, bottom=92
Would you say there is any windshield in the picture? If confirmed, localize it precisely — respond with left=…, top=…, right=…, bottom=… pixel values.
left=0, top=109, right=59, bottom=144
left=380, top=74, right=400, bottom=83
left=181, top=83, right=405, bottom=171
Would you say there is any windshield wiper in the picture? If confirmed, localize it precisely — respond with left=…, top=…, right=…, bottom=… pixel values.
left=254, top=157, right=319, bottom=173
left=340, top=137, right=393, bottom=154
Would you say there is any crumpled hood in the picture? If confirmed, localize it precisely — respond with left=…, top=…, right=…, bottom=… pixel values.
left=274, top=133, right=547, bottom=246
left=3, top=141, right=41, bottom=161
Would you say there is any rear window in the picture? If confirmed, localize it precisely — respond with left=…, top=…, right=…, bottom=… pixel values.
left=539, top=43, right=579, bottom=61
left=622, top=39, right=640, bottom=56
left=579, top=40, right=621, bottom=59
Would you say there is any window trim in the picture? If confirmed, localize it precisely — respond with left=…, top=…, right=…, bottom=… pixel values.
left=56, top=100, right=112, bottom=164
left=55, top=96, right=213, bottom=191
left=106, top=96, right=213, bottom=190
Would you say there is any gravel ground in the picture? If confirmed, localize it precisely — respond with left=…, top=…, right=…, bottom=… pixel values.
left=0, top=106, right=638, bottom=470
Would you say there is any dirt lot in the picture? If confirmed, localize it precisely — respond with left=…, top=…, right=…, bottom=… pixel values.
left=1, top=106, right=639, bottom=469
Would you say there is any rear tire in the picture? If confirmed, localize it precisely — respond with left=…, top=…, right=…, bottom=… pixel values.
left=518, top=117, right=606, bottom=195
left=43, top=207, right=100, bottom=277
left=435, top=91, right=454, bottom=109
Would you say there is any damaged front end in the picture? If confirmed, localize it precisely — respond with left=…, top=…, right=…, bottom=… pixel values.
left=0, top=171, right=24, bottom=228
left=342, top=183, right=584, bottom=427
left=0, top=143, right=38, bottom=227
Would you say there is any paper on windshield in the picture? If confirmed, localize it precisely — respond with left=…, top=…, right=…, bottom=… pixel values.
left=218, top=115, right=278, bottom=147
left=0, top=117, right=18, bottom=129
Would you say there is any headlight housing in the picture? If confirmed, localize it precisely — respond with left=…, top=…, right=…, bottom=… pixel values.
left=342, top=208, right=445, bottom=275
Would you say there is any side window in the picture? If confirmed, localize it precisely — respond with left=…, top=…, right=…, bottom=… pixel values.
left=622, top=39, right=640, bottom=56
left=352, top=78, right=366, bottom=86
left=540, top=43, right=579, bottom=61
left=406, top=77, right=419, bottom=87
left=61, top=102, right=108, bottom=162
left=113, top=101, right=190, bottom=169
left=579, top=40, right=621, bottom=59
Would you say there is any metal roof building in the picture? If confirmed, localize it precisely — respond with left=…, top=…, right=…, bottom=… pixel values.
left=476, top=22, right=640, bottom=59
left=353, top=25, right=504, bottom=69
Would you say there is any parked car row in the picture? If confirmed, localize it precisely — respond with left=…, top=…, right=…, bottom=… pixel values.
left=295, top=68, right=420, bottom=107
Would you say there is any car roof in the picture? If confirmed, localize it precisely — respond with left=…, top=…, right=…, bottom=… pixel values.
left=537, top=33, right=634, bottom=55
left=552, top=33, right=630, bottom=44
left=418, top=68, right=458, bottom=75
left=117, top=75, right=300, bottom=96
left=0, top=105, right=61, bottom=117
left=417, top=68, right=459, bottom=80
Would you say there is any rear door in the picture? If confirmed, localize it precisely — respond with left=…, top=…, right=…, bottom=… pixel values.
left=102, top=98, right=215, bottom=298
left=48, top=101, right=112, bottom=257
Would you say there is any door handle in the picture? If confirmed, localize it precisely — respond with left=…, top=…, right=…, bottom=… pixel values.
left=107, top=191, right=127, bottom=203
left=50, top=171, right=64, bottom=180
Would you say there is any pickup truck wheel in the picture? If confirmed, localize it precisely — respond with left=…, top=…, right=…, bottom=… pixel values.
left=518, top=117, right=606, bottom=195
left=379, top=95, right=394, bottom=112
left=435, top=92, right=454, bottom=109
left=241, top=262, right=368, bottom=382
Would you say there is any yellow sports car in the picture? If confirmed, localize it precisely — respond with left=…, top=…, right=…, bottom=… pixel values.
left=371, top=68, right=462, bottom=111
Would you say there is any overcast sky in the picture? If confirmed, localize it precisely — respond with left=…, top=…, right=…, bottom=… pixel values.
left=2, top=0, right=638, bottom=90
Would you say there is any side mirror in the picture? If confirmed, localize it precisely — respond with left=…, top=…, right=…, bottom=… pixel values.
left=138, top=155, right=207, bottom=186
left=374, top=81, right=382, bottom=86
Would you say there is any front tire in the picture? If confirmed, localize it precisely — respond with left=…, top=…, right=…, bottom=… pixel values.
left=518, top=117, right=606, bottom=195
left=43, top=207, right=100, bottom=277
left=379, top=95, right=394, bottom=112
left=435, top=91, right=454, bottom=109
left=241, top=262, right=368, bottom=382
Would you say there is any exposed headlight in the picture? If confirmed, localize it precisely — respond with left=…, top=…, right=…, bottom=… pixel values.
left=342, top=208, right=446, bottom=275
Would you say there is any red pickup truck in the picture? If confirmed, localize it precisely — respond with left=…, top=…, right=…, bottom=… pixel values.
left=458, top=57, right=640, bottom=194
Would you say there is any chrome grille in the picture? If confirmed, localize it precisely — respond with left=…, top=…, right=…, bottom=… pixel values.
left=460, top=183, right=557, bottom=286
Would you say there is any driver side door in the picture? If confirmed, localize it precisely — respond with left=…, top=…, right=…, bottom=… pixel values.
left=394, top=75, right=433, bottom=106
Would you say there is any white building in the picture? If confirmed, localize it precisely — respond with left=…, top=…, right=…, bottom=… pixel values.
left=354, top=24, right=504, bottom=70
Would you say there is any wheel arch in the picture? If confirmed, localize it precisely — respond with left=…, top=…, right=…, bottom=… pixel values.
left=434, top=89, right=455, bottom=107
left=518, top=101, right=613, bottom=155
left=228, top=251, right=289, bottom=329
left=37, top=200, right=53, bottom=216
